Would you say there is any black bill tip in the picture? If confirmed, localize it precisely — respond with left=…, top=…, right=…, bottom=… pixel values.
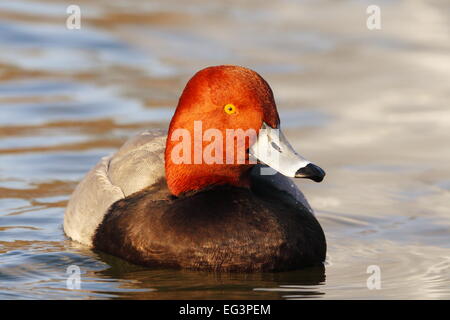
left=295, top=163, right=326, bottom=182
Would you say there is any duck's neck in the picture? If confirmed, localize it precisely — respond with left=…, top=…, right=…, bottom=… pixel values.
left=165, top=160, right=253, bottom=196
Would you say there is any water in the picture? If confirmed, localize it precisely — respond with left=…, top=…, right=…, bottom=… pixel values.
left=0, top=0, right=449, bottom=299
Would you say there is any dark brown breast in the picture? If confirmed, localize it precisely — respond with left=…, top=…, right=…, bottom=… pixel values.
left=93, top=180, right=326, bottom=272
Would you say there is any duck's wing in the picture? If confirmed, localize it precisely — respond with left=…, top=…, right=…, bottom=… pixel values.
left=250, top=165, right=314, bottom=214
left=64, top=129, right=168, bottom=246
left=107, top=129, right=167, bottom=197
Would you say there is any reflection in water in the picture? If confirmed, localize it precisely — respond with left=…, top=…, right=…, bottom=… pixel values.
left=86, top=253, right=325, bottom=299
left=0, top=0, right=450, bottom=299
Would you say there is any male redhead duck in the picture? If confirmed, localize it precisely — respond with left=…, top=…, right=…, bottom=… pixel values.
left=64, top=65, right=326, bottom=272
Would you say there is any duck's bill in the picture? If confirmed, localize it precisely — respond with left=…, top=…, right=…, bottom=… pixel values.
left=249, top=123, right=325, bottom=182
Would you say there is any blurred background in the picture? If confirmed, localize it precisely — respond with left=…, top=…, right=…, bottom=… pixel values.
left=0, top=0, right=449, bottom=299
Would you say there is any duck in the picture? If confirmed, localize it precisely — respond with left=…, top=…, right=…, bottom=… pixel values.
left=64, top=65, right=326, bottom=272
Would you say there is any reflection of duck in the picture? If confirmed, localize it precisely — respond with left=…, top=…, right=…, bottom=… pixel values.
left=97, top=250, right=326, bottom=299
left=64, top=65, right=326, bottom=272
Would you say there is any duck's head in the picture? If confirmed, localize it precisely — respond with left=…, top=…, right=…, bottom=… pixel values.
left=165, top=65, right=325, bottom=196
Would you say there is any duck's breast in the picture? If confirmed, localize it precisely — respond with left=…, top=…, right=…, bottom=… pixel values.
left=93, top=185, right=326, bottom=272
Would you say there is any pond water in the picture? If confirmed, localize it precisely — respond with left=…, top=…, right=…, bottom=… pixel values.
left=0, top=0, right=449, bottom=299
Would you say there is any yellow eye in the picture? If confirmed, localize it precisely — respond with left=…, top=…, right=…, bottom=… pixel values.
left=224, top=103, right=237, bottom=115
